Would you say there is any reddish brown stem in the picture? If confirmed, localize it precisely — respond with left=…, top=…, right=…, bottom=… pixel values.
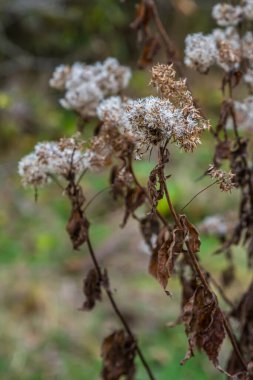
left=161, top=174, right=247, bottom=372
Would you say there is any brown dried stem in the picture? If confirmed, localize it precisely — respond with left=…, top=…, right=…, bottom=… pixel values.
left=161, top=173, right=247, bottom=372
left=86, top=235, right=156, bottom=380
left=148, top=0, right=177, bottom=62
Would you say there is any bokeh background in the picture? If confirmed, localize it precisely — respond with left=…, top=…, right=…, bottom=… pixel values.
left=0, top=0, right=251, bottom=379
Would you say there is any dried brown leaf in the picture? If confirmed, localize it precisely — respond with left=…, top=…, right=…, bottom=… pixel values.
left=181, top=286, right=225, bottom=368
left=138, top=36, right=161, bottom=68
left=156, top=227, right=184, bottom=291
left=130, top=1, right=153, bottom=33
left=79, top=268, right=102, bottom=311
left=101, top=330, right=136, bottom=380
left=180, top=215, right=201, bottom=254
left=66, top=208, right=89, bottom=250
left=148, top=163, right=165, bottom=212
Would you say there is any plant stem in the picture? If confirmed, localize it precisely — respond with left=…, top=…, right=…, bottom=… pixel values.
left=161, top=175, right=247, bottom=371
left=149, top=0, right=176, bottom=61
left=86, top=235, right=156, bottom=380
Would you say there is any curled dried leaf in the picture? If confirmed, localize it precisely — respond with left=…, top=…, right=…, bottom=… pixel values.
left=181, top=286, right=225, bottom=368
left=130, top=1, right=153, bottom=34
left=138, top=36, right=161, bottom=68
left=180, top=214, right=201, bottom=254
left=66, top=208, right=90, bottom=250
left=101, top=330, right=136, bottom=380
left=156, top=227, right=184, bottom=291
left=148, top=163, right=165, bottom=212
left=79, top=268, right=102, bottom=311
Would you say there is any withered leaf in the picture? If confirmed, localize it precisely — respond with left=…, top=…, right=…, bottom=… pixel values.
left=181, top=286, right=225, bottom=368
left=148, top=163, right=165, bottom=212
left=130, top=1, right=153, bottom=33
left=138, top=36, right=161, bottom=68
left=156, top=227, right=184, bottom=291
left=79, top=268, right=102, bottom=311
left=66, top=208, right=89, bottom=250
left=101, top=330, right=136, bottom=380
left=180, top=215, right=201, bottom=254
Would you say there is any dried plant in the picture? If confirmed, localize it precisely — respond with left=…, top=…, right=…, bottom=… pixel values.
left=18, top=1, right=253, bottom=379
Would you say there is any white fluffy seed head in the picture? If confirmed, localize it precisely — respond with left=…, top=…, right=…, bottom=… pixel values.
left=49, top=58, right=132, bottom=118
left=121, top=96, right=208, bottom=153
left=212, top=4, right=243, bottom=27
left=97, top=96, right=130, bottom=130
left=242, top=0, right=253, bottom=20
left=243, top=67, right=253, bottom=89
left=184, top=33, right=217, bottom=73
left=233, top=97, right=253, bottom=131
left=242, top=32, right=253, bottom=62
left=185, top=27, right=241, bottom=73
left=18, top=137, right=92, bottom=188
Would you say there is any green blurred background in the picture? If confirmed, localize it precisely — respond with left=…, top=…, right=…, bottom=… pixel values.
left=0, top=0, right=250, bottom=379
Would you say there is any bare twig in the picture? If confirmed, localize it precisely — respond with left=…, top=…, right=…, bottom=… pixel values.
left=86, top=235, right=156, bottom=380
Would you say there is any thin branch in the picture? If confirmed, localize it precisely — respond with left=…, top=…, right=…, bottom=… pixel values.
left=180, top=181, right=218, bottom=212
left=47, top=173, right=65, bottom=191
left=86, top=235, right=156, bottom=380
left=83, top=186, right=111, bottom=212
left=204, top=269, right=235, bottom=309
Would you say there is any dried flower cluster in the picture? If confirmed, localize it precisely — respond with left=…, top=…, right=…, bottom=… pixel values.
left=185, top=26, right=242, bottom=73
left=184, top=2, right=253, bottom=79
left=184, top=33, right=217, bottom=74
left=212, top=4, right=243, bottom=27
left=233, top=96, right=253, bottom=131
left=96, top=64, right=209, bottom=154
left=242, top=0, right=253, bottom=20
left=208, top=164, right=236, bottom=192
left=122, top=96, right=205, bottom=153
left=212, top=1, right=253, bottom=26
left=18, top=135, right=110, bottom=188
left=49, top=58, right=131, bottom=118
left=97, top=96, right=130, bottom=130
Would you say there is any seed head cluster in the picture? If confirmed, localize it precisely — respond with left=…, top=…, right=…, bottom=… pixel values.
left=212, top=4, right=243, bottom=27
left=49, top=58, right=131, bottom=118
left=232, top=96, right=253, bottom=131
left=185, top=2, right=253, bottom=81
left=18, top=135, right=111, bottom=188
left=185, top=27, right=241, bottom=73
left=208, top=164, right=236, bottom=192
left=97, top=96, right=130, bottom=130
left=97, top=65, right=209, bottom=154
left=184, top=33, right=217, bottom=74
